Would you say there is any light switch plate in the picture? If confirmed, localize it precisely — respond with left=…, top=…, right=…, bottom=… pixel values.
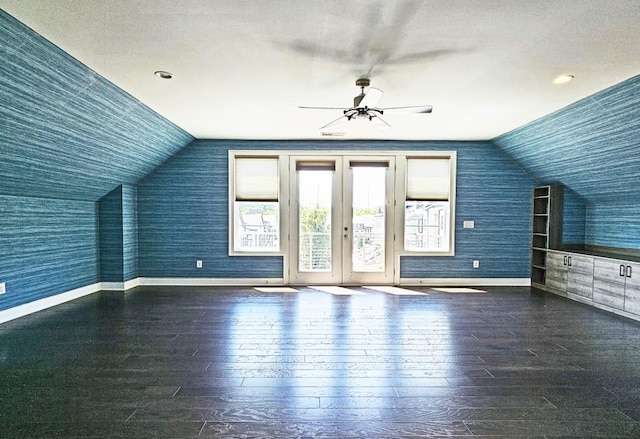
left=196, top=260, right=203, bottom=268
left=463, top=220, right=475, bottom=229
left=0, top=282, right=5, bottom=294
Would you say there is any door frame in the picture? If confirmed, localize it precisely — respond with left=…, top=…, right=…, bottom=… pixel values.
left=288, top=154, right=396, bottom=285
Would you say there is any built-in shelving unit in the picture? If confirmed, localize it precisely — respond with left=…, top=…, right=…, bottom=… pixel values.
left=530, top=185, right=563, bottom=288
left=530, top=184, right=640, bottom=322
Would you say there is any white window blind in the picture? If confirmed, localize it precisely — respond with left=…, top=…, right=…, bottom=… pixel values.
left=235, top=157, right=279, bottom=201
left=406, top=158, right=450, bottom=201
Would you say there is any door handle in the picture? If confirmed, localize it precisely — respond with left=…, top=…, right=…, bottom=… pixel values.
left=620, top=265, right=626, bottom=277
left=627, top=265, right=632, bottom=278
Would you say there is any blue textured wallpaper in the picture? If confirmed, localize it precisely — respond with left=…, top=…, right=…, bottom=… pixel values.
left=122, top=185, right=138, bottom=282
left=0, top=10, right=189, bottom=313
left=98, top=187, right=124, bottom=282
left=493, top=75, right=640, bottom=249
left=0, top=195, right=99, bottom=311
left=98, top=185, right=138, bottom=283
left=0, top=10, right=193, bottom=201
left=562, top=188, right=587, bottom=245
left=400, top=142, right=535, bottom=278
left=587, top=203, right=640, bottom=249
left=137, top=140, right=536, bottom=280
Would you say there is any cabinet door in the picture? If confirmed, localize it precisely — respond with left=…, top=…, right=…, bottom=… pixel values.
left=593, top=259, right=626, bottom=310
left=624, top=262, right=640, bottom=316
left=546, top=252, right=567, bottom=293
left=567, top=255, right=594, bottom=299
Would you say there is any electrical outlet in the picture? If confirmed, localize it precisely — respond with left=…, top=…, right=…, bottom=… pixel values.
left=0, top=282, right=5, bottom=294
left=473, top=260, right=480, bottom=268
left=463, top=220, right=475, bottom=229
left=196, top=260, right=203, bottom=269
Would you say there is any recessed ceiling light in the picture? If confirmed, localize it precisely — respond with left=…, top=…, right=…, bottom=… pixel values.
left=553, top=74, right=574, bottom=85
left=154, top=70, right=173, bottom=79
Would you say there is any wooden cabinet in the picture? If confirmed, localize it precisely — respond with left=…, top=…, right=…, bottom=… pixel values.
left=545, top=252, right=567, bottom=292
left=566, top=254, right=594, bottom=299
left=593, top=259, right=640, bottom=314
left=624, top=263, right=640, bottom=315
left=545, top=251, right=594, bottom=299
left=541, top=250, right=639, bottom=321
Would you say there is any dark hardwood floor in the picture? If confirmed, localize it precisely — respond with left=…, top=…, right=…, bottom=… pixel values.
left=1, top=286, right=639, bottom=438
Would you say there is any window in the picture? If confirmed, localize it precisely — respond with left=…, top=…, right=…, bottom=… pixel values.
left=231, top=156, right=280, bottom=253
left=403, top=157, right=454, bottom=253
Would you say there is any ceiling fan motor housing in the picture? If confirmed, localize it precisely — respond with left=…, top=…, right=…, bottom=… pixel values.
left=353, top=78, right=371, bottom=107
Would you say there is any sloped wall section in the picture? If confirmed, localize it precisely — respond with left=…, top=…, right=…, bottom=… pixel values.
left=493, top=75, right=640, bottom=249
left=0, top=10, right=194, bottom=201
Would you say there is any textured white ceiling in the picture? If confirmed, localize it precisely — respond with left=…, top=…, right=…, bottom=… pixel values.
left=1, top=0, right=639, bottom=140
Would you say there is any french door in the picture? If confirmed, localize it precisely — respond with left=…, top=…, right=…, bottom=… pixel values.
left=289, top=155, right=395, bottom=284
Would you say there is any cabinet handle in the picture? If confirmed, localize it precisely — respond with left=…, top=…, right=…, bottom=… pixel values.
left=620, top=265, right=626, bottom=277
left=627, top=265, right=632, bottom=278
left=568, top=256, right=572, bottom=267
left=564, top=256, right=567, bottom=266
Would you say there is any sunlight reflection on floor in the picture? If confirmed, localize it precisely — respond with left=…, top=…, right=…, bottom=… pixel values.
left=363, top=286, right=428, bottom=296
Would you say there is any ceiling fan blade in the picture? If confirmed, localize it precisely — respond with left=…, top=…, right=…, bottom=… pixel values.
left=299, top=106, right=348, bottom=110
left=320, top=115, right=349, bottom=130
left=358, top=87, right=383, bottom=108
left=380, top=105, right=433, bottom=113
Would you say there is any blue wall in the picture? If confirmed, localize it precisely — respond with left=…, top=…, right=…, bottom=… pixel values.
left=0, top=10, right=194, bottom=202
left=122, top=185, right=138, bottom=282
left=137, top=140, right=536, bottom=280
left=587, top=204, right=640, bottom=249
left=493, top=75, right=640, bottom=249
left=0, top=10, right=190, bottom=311
left=98, top=185, right=138, bottom=283
left=98, top=187, right=124, bottom=282
left=0, top=195, right=98, bottom=311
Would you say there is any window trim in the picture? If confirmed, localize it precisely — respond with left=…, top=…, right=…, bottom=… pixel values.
left=395, top=152, right=457, bottom=257
left=228, top=152, right=286, bottom=256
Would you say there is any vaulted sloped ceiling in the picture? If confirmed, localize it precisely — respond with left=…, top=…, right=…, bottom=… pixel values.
left=0, top=10, right=194, bottom=201
left=492, top=75, right=640, bottom=204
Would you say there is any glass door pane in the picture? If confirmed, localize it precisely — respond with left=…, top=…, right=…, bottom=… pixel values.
left=351, top=166, right=387, bottom=272
left=298, top=170, right=333, bottom=272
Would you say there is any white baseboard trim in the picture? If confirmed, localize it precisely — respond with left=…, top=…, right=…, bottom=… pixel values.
left=137, top=277, right=285, bottom=287
left=0, top=277, right=530, bottom=325
left=136, top=277, right=529, bottom=287
left=0, top=283, right=101, bottom=325
left=400, top=278, right=531, bottom=287
left=100, top=278, right=140, bottom=291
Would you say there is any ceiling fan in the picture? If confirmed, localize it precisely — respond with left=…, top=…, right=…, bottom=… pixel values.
left=299, top=78, right=433, bottom=130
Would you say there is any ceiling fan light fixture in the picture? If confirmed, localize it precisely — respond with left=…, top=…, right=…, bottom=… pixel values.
left=154, top=70, right=173, bottom=79
left=553, top=74, right=574, bottom=85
